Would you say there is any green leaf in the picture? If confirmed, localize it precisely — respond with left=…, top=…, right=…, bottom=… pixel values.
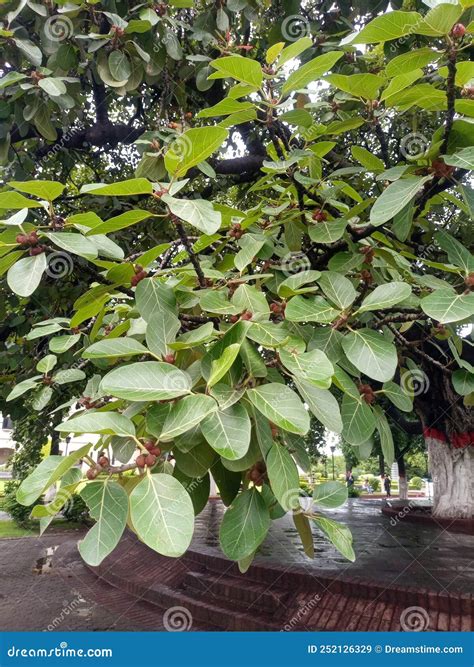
left=266, top=442, right=300, bottom=511
left=436, top=230, right=474, bottom=274
left=209, top=55, right=262, bottom=88
left=174, top=442, right=217, bottom=477
left=79, top=481, right=128, bottom=566
left=170, top=322, right=215, bottom=351
left=357, top=282, right=412, bottom=313
left=326, top=73, right=385, bottom=100
left=373, top=405, right=394, bottom=466
left=130, top=473, right=194, bottom=557
left=135, top=278, right=176, bottom=322
left=219, top=488, right=270, bottom=560
left=10, top=180, right=64, bottom=201
left=312, top=516, right=355, bottom=562
left=342, top=330, right=398, bottom=382
left=52, top=368, right=86, bottom=385
left=173, top=468, right=210, bottom=516
left=0, top=191, right=42, bottom=209
left=285, top=295, right=340, bottom=323
left=7, top=254, right=47, bottom=296
left=212, top=460, right=241, bottom=506
left=146, top=311, right=181, bottom=357
left=318, top=271, right=357, bottom=309
left=386, top=48, right=441, bottom=78
left=160, top=394, right=218, bottom=440
left=38, top=77, right=67, bottom=97
left=246, top=322, right=289, bottom=347
left=13, top=38, right=42, bottom=66
left=162, top=195, right=221, bottom=234
left=197, top=99, right=255, bottom=118
left=164, top=127, right=229, bottom=177
left=296, top=380, right=343, bottom=434
left=421, top=289, right=474, bottom=323
left=201, top=403, right=251, bottom=460
left=36, top=354, right=57, bottom=373
left=56, top=413, right=136, bottom=437
left=17, top=445, right=90, bottom=506
left=278, top=37, right=313, bottom=68
left=444, top=147, right=474, bottom=170
left=282, top=52, right=344, bottom=95
left=234, top=234, right=265, bottom=272
left=247, top=383, right=310, bottom=435
left=293, top=512, right=314, bottom=559
left=85, top=210, right=154, bottom=236
left=313, top=481, right=347, bottom=509
left=0, top=72, right=27, bottom=89
left=83, top=338, right=149, bottom=359
left=45, top=233, right=98, bottom=259
left=100, top=361, right=192, bottom=401
left=309, top=219, right=347, bottom=244
left=382, top=381, right=413, bottom=412
left=208, top=343, right=241, bottom=387
left=351, top=146, right=385, bottom=171
left=108, top=50, right=132, bottom=80
left=81, top=178, right=153, bottom=196
left=280, top=348, right=333, bottom=388
left=452, top=369, right=474, bottom=396
left=350, top=11, right=423, bottom=44
left=341, top=394, right=376, bottom=446
left=416, top=3, right=463, bottom=36
left=370, top=176, right=431, bottom=226
left=6, top=377, right=40, bottom=401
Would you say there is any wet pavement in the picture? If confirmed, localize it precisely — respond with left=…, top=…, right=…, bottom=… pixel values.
left=193, top=499, right=474, bottom=595
left=0, top=499, right=472, bottom=631
left=0, top=531, right=171, bottom=631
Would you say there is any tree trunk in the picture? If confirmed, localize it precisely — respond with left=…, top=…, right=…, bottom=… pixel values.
left=397, top=455, right=408, bottom=501
left=426, top=435, right=473, bottom=519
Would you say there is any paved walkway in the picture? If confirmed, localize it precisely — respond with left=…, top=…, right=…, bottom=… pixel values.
left=0, top=500, right=472, bottom=631
left=0, top=531, right=175, bottom=631
left=193, top=499, right=474, bottom=595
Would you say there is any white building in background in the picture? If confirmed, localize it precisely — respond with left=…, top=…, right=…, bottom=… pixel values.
left=0, top=413, right=97, bottom=472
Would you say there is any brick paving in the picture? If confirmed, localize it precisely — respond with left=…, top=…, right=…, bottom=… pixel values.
left=0, top=499, right=472, bottom=632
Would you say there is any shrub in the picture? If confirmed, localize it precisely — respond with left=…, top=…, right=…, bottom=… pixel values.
left=348, top=487, right=361, bottom=498
left=63, top=494, right=91, bottom=524
left=3, top=480, right=33, bottom=527
left=409, top=476, right=424, bottom=490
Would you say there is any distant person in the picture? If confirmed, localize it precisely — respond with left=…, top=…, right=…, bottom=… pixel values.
left=346, top=471, right=354, bottom=488
left=384, top=474, right=392, bottom=498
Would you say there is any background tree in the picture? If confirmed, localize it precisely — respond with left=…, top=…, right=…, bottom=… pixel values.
left=0, top=0, right=473, bottom=571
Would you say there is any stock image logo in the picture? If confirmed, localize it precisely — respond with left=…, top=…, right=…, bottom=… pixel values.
left=163, top=606, right=193, bottom=632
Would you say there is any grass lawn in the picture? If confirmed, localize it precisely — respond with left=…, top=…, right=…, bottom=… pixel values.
left=0, top=520, right=83, bottom=539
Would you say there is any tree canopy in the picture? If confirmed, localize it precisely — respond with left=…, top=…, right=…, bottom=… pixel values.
left=0, top=0, right=473, bottom=567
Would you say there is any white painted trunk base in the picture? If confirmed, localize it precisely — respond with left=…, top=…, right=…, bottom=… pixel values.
left=426, top=438, right=473, bottom=519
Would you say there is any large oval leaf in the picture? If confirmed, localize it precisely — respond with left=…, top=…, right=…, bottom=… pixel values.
left=130, top=473, right=194, bottom=557
left=100, top=361, right=192, bottom=401
left=266, top=442, right=300, bottom=511
left=79, top=481, right=128, bottom=566
left=341, top=330, right=398, bottom=382
left=247, top=383, right=310, bottom=435
left=219, top=488, right=270, bottom=560
left=201, top=403, right=251, bottom=460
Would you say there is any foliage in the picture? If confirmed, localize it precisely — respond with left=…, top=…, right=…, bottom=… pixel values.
left=63, top=493, right=91, bottom=524
left=347, top=486, right=361, bottom=498
left=0, top=0, right=473, bottom=567
left=409, top=475, right=424, bottom=490
left=4, top=480, right=32, bottom=526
